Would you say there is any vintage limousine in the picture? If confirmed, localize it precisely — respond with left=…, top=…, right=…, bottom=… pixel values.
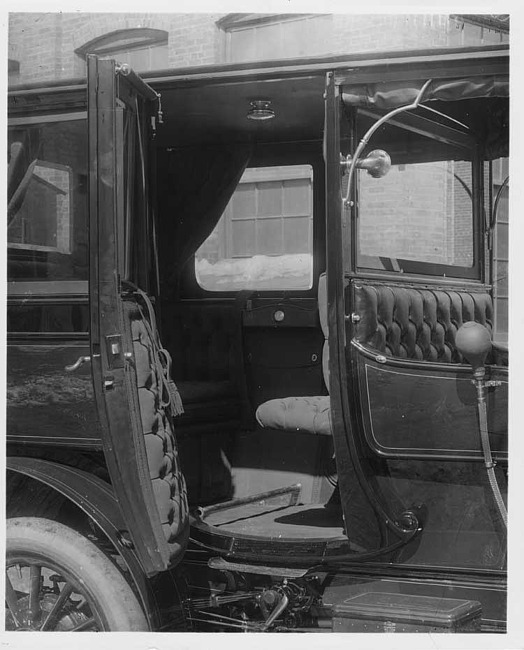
left=6, top=44, right=508, bottom=632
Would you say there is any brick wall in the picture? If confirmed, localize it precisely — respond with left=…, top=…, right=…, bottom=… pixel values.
left=359, top=160, right=476, bottom=267
left=8, top=12, right=222, bottom=85
left=330, top=14, right=451, bottom=54
left=9, top=13, right=503, bottom=86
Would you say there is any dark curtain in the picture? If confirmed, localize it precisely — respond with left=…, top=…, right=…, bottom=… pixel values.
left=156, top=144, right=250, bottom=292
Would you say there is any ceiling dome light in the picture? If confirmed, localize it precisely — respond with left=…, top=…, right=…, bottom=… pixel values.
left=247, top=100, right=275, bottom=121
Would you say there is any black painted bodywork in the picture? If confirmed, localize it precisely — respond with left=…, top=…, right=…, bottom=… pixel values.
left=7, top=44, right=509, bottom=631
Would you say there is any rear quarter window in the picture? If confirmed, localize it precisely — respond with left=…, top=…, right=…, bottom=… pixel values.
left=8, top=114, right=88, bottom=295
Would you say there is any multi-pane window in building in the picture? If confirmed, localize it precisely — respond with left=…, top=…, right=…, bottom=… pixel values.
left=196, top=165, right=313, bottom=291
left=75, top=28, right=168, bottom=72
left=221, top=14, right=333, bottom=63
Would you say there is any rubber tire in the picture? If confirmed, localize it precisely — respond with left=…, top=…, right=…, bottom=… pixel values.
left=6, top=517, right=149, bottom=631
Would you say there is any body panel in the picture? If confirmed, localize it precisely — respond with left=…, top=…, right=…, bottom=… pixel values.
left=6, top=44, right=509, bottom=632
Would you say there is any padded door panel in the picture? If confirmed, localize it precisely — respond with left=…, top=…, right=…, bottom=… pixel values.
left=356, top=354, right=508, bottom=460
left=348, top=279, right=508, bottom=460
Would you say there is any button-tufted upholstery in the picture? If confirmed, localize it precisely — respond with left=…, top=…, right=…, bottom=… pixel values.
left=256, top=395, right=331, bottom=435
left=132, top=313, right=189, bottom=546
left=353, top=284, right=503, bottom=364
left=256, top=274, right=332, bottom=435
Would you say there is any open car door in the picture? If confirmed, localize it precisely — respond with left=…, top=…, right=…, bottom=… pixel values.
left=324, top=49, right=508, bottom=566
left=88, top=55, right=188, bottom=575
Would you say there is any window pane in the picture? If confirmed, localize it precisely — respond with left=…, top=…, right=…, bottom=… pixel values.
left=492, top=161, right=509, bottom=342
left=283, top=178, right=311, bottom=215
left=232, top=183, right=256, bottom=218
left=195, top=165, right=313, bottom=291
left=8, top=117, right=88, bottom=290
left=226, top=15, right=333, bottom=63
left=150, top=43, right=169, bottom=70
left=254, top=22, right=282, bottom=61
left=258, top=181, right=282, bottom=217
left=231, top=220, right=256, bottom=257
left=256, top=219, right=282, bottom=255
left=283, top=216, right=311, bottom=253
left=358, top=160, right=473, bottom=269
left=229, top=28, right=257, bottom=63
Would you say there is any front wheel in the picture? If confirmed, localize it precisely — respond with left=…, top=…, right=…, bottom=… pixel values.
left=5, top=517, right=149, bottom=631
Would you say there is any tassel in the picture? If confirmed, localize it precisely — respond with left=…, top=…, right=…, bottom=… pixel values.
left=166, top=378, right=185, bottom=416
left=134, top=287, right=185, bottom=417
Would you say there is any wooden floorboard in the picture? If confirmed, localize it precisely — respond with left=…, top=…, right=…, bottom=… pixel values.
left=205, top=503, right=345, bottom=539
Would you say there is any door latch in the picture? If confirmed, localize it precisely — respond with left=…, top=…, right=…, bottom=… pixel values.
left=105, top=334, right=125, bottom=369
left=65, top=356, right=91, bottom=372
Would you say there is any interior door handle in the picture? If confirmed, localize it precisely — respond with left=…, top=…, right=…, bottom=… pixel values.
left=65, top=355, right=91, bottom=372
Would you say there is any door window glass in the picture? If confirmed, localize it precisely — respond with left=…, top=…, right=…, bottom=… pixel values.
left=492, top=157, right=509, bottom=343
left=358, top=158, right=474, bottom=271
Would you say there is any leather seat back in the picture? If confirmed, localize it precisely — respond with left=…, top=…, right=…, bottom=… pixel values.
left=353, top=284, right=497, bottom=363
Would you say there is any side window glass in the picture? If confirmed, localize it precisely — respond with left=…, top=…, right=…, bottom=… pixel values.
left=358, top=159, right=474, bottom=270
left=9, top=161, right=72, bottom=254
left=7, top=116, right=88, bottom=294
left=492, top=157, right=509, bottom=343
left=196, top=165, right=314, bottom=291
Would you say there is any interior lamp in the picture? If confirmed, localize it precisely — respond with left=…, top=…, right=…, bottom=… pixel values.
left=247, top=100, right=275, bottom=121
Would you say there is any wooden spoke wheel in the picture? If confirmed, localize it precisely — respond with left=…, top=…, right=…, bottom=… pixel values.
left=6, top=518, right=149, bottom=631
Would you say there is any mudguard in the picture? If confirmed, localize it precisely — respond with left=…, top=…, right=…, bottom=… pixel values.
left=6, top=456, right=157, bottom=629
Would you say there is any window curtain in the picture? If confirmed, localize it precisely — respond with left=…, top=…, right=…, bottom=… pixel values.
left=156, top=144, right=251, bottom=292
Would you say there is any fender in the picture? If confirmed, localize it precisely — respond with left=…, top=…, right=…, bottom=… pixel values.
left=6, top=456, right=159, bottom=629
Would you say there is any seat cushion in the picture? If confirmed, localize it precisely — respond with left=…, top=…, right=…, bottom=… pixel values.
left=256, top=396, right=331, bottom=436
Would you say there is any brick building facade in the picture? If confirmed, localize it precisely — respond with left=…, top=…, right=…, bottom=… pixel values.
left=8, top=12, right=509, bottom=86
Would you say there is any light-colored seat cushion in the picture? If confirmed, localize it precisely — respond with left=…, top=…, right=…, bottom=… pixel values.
left=255, top=396, right=331, bottom=436
left=255, top=273, right=332, bottom=436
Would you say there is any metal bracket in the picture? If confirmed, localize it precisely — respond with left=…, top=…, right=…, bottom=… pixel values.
left=484, top=380, right=503, bottom=388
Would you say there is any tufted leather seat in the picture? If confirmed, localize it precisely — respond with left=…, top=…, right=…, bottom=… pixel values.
left=353, top=284, right=506, bottom=365
left=255, top=274, right=332, bottom=436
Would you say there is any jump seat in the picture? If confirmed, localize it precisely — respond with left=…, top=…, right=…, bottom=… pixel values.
left=256, top=273, right=332, bottom=436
